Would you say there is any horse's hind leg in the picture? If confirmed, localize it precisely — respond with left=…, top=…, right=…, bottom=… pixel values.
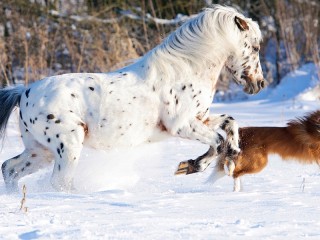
left=49, top=126, right=85, bottom=192
left=1, top=142, right=53, bottom=193
left=2, top=120, right=53, bottom=193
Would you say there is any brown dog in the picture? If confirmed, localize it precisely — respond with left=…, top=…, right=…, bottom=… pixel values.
left=175, top=110, right=320, bottom=191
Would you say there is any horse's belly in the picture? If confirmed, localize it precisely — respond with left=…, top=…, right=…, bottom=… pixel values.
left=84, top=124, right=157, bottom=149
left=84, top=93, right=161, bottom=149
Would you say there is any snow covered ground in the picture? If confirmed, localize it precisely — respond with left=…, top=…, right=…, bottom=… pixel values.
left=0, top=64, right=319, bottom=239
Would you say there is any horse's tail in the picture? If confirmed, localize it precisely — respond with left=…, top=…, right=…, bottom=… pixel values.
left=0, top=86, right=25, bottom=140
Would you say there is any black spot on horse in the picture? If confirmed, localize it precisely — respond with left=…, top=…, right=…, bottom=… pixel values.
left=47, top=114, right=55, bottom=120
left=45, top=126, right=49, bottom=130
left=58, top=164, right=61, bottom=171
left=176, top=99, right=179, bottom=105
left=2, top=162, right=7, bottom=170
left=26, top=102, right=28, bottom=107
left=71, top=93, right=76, bottom=98
left=89, top=87, right=94, bottom=91
left=47, top=138, right=51, bottom=143
left=23, top=121, right=28, bottom=128
left=25, top=89, right=31, bottom=98
left=60, top=142, right=64, bottom=149
left=122, top=73, right=127, bottom=76
left=19, top=111, right=23, bottom=120
left=26, top=162, right=31, bottom=167
left=217, top=145, right=223, bottom=154
left=182, top=85, right=186, bottom=91
left=55, top=120, right=61, bottom=124
left=21, top=167, right=25, bottom=172
left=56, top=134, right=59, bottom=138
left=221, top=122, right=227, bottom=130
left=9, top=168, right=14, bottom=176
left=226, top=144, right=237, bottom=157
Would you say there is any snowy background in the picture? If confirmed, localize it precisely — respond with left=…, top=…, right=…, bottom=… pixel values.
left=0, top=64, right=319, bottom=239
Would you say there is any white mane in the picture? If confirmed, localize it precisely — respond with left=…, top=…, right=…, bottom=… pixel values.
left=124, top=5, right=262, bottom=87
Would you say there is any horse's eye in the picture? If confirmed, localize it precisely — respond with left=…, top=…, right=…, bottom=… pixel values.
left=253, top=46, right=259, bottom=52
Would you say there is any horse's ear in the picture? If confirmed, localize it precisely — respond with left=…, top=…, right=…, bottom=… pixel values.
left=234, top=16, right=249, bottom=31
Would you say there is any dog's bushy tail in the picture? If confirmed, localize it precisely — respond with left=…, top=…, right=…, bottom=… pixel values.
left=0, top=86, right=25, bottom=140
left=288, top=110, right=320, bottom=142
left=285, top=110, right=320, bottom=163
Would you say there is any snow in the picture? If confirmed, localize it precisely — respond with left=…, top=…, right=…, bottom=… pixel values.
left=0, top=64, right=320, bottom=239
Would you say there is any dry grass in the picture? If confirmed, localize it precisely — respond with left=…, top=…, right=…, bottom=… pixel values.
left=0, top=0, right=319, bottom=88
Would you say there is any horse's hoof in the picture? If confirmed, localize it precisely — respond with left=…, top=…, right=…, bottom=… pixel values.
left=174, top=160, right=197, bottom=175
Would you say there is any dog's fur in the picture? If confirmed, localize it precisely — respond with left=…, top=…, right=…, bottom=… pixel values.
left=175, top=110, right=320, bottom=191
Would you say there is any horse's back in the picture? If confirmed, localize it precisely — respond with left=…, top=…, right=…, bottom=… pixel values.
left=19, top=72, right=161, bottom=150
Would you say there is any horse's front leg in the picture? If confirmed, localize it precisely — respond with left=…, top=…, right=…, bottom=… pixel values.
left=175, top=114, right=240, bottom=175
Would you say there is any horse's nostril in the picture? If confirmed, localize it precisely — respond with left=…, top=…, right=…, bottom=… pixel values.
left=260, top=80, right=265, bottom=88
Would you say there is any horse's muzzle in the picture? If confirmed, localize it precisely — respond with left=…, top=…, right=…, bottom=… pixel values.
left=244, top=79, right=266, bottom=94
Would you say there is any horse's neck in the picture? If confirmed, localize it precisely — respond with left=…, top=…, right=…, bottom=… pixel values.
left=133, top=52, right=226, bottom=88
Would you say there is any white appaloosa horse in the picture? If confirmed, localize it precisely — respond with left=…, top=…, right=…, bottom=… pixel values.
left=0, top=5, right=264, bottom=192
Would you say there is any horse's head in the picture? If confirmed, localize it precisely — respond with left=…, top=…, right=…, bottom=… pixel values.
left=225, top=15, right=265, bottom=95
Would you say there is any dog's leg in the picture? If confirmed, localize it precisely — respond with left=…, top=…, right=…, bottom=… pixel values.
left=224, top=159, right=235, bottom=176
left=233, top=177, right=241, bottom=192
